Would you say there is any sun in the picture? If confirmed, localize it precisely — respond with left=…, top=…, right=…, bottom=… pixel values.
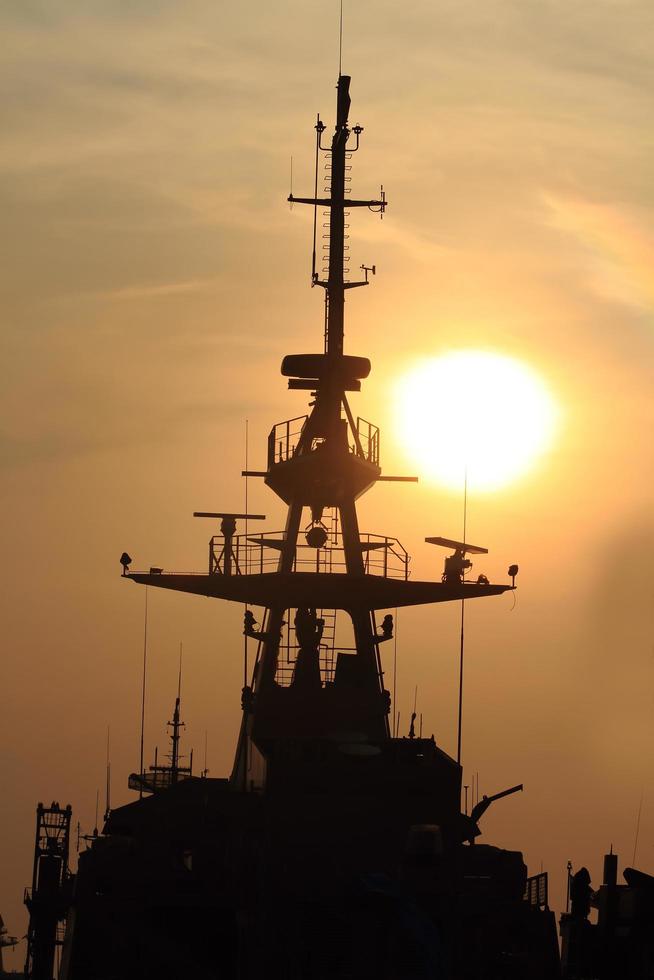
left=395, top=350, right=558, bottom=492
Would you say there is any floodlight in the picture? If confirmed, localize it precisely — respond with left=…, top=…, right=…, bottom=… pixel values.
left=305, top=526, right=328, bottom=549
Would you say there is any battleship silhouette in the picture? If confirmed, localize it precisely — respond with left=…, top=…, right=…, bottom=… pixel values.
left=19, top=72, right=654, bottom=980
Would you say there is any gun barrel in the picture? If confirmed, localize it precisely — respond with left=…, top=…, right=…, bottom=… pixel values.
left=488, top=783, right=523, bottom=804
left=469, top=783, right=523, bottom=826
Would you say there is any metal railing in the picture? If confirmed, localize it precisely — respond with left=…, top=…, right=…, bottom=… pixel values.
left=267, top=414, right=380, bottom=468
left=356, top=417, right=379, bottom=465
left=209, top=530, right=410, bottom=580
left=268, top=415, right=308, bottom=465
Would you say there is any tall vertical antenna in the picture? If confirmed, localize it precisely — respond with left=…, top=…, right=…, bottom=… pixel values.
left=244, top=418, right=249, bottom=545
left=139, top=587, right=149, bottom=800
left=311, top=115, right=321, bottom=285
left=409, top=685, right=418, bottom=738
left=456, top=466, right=468, bottom=765
left=287, top=64, right=386, bottom=367
left=392, top=607, right=398, bottom=737
left=244, top=419, right=250, bottom=688
left=338, top=0, right=344, bottom=76
left=170, top=660, right=183, bottom=782
left=632, top=789, right=644, bottom=866
left=104, top=726, right=111, bottom=822
left=242, top=419, right=251, bottom=793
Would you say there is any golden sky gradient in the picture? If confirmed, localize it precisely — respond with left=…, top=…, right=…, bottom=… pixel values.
left=2, top=0, right=654, bottom=946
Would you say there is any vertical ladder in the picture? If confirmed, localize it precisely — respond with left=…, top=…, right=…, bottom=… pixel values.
left=318, top=607, right=337, bottom=683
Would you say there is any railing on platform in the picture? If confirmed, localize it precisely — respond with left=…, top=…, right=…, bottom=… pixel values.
left=209, top=530, right=410, bottom=581
left=267, top=414, right=380, bottom=468
left=356, top=417, right=379, bottom=465
left=524, top=872, right=549, bottom=909
left=268, top=415, right=308, bottom=465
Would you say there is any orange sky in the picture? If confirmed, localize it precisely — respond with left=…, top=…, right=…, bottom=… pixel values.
left=2, top=0, right=654, bottom=952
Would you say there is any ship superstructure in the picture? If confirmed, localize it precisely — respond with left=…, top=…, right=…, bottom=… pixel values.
left=124, top=73, right=512, bottom=794
left=44, top=74, right=565, bottom=980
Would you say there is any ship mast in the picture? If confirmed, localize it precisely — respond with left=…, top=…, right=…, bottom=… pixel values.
left=241, top=73, right=390, bottom=755
left=124, top=75, right=513, bottom=791
left=324, top=76, right=359, bottom=356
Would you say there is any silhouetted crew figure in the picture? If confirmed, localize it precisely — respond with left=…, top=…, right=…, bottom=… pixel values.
left=443, top=548, right=472, bottom=585
left=243, top=610, right=258, bottom=636
left=567, top=867, right=594, bottom=979
left=376, top=614, right=393, bottom=643
left=292, top=607, right=324, bottom=691
left=570, top=867, right=592, bottom=920
left=243, top=609, right=284, bottom=642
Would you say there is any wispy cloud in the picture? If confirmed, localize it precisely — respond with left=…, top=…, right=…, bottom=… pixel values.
left=94, top=277, right=217, bottom=301
left=543, top=193, right=654, bottom=313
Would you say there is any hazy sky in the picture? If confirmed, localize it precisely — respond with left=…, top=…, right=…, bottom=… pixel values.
left=2, top=0, right=654, bottom=947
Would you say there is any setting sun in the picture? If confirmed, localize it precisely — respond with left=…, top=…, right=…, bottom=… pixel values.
left=395, top=350, right=558, bottom=492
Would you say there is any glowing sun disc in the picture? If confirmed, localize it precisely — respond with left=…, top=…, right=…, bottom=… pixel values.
left=395, top=351, right=558, bottom=492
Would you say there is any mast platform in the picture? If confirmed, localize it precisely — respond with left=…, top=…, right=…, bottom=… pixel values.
left=127, top=569, right=511, bottom=609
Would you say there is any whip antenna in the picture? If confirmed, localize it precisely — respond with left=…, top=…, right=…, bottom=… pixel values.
left=139, top=587, right=149, bottom=800
left=104, top=726, right=111, bottom=822
left=456, top=465, right=468, bottom=765
left=632, top=789, right=644, bottom=866
left=244, top=419, right=250, bottom=689
left=338, top=0, right=344, bottom=76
